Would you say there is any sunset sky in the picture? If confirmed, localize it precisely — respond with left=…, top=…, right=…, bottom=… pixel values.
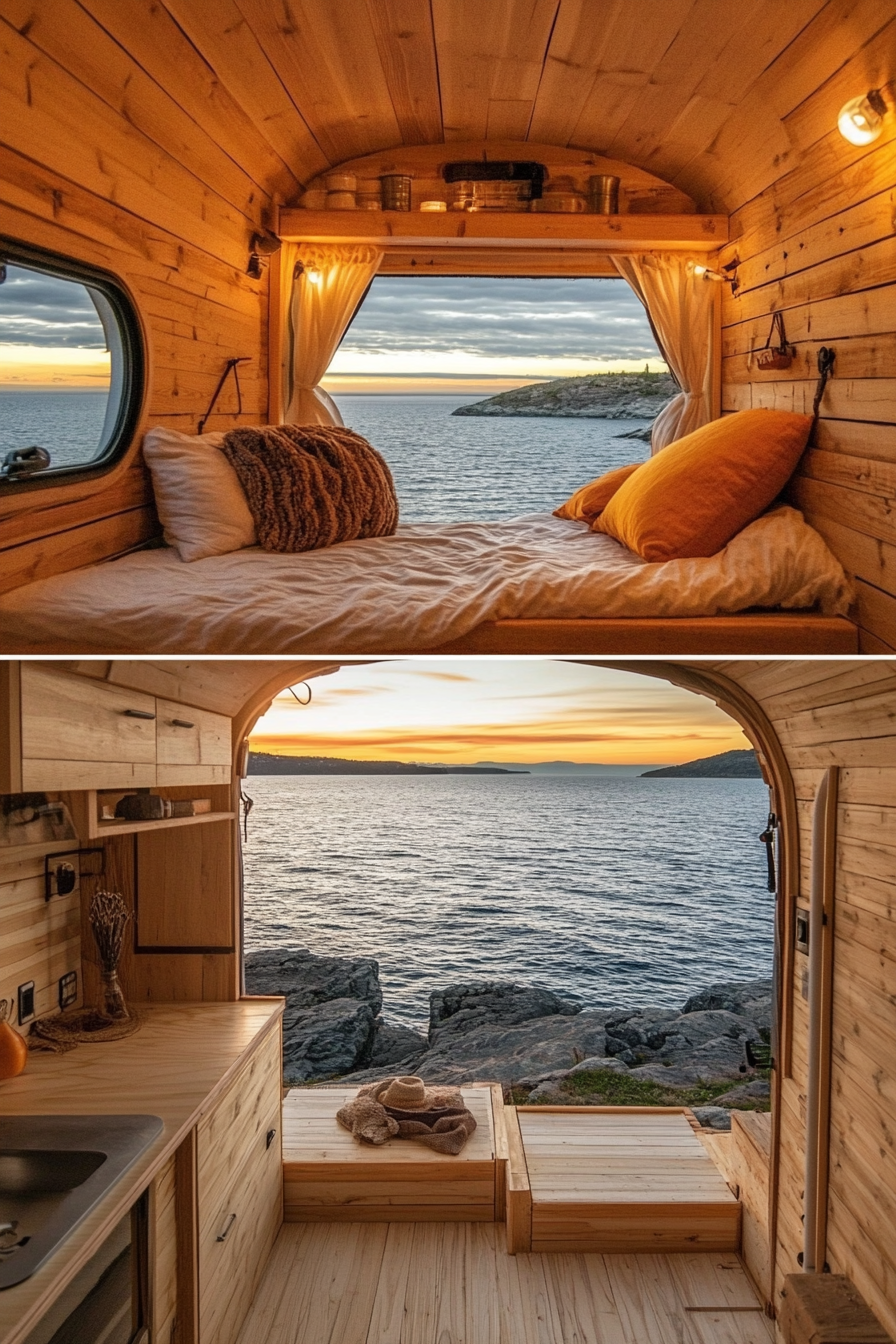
left=0, top=268, right=662, bottom=394
left=250, top=661, right=749, bottom=767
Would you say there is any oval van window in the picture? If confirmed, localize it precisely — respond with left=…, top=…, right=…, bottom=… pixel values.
left=0, top=243, right=143, bottom=485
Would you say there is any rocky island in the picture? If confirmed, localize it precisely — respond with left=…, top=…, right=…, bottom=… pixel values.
left=452, top=370, right=677, bottom=421
left=245, top=948, right=772, bottom=1131
left=641, top=749, right=762, bottom=778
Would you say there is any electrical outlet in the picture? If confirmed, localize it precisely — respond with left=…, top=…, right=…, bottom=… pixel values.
left=58, top=971, right=78, bottom=1010
left=17, top=981, right=35, bottom=1024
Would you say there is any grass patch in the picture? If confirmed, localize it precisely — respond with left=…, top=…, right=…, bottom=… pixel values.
left=507, top=1067, right=770, bottom=1112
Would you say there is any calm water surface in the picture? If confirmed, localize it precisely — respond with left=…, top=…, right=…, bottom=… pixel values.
left=1, top=390, right=649, bottom=521
left=242, top=775, right=772, bottom=1030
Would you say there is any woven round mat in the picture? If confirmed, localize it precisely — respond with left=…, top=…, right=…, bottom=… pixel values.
left=28, top=1007, right=142, bottom=1053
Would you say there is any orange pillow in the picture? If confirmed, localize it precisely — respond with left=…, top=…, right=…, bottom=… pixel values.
left=553, top=463, right=642, bottom=523
left=594, top=409, right=812, bottom=562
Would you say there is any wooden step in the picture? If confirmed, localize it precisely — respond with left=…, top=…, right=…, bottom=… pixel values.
left=509, top=1106, right=742, bottom=1254
left=282, top=1084, right=498, bottom=1222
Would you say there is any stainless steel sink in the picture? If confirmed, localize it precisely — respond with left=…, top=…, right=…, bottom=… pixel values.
left=0, top=1115, right=163, bottom=1288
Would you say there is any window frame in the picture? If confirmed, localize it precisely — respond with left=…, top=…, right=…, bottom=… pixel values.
left=0, top=236, right=146, bottom=494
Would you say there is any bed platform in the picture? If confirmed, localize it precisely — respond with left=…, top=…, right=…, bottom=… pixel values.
left=431, top=613, right=859, bottom=655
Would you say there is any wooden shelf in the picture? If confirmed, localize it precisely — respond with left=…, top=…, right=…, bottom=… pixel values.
left=278, top=208, right=728, bottom=251
left=91, top=810, right=235, bottom=839
left=66, top=788, right=235, bottom=841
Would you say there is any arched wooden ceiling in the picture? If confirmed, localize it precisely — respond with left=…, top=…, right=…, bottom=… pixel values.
left=149, top=0, right=891, bottom=212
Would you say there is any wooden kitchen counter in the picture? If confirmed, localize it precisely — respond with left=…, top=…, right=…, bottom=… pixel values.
left=0, top=998, right=284, bottom=1344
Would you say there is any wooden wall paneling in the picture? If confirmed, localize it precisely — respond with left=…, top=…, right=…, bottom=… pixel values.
left=76, top=0, right=300, bottom=201
left=1, top=0, right=279, bottom=213
left=0, top=18, right=259, bottom=267
left=717, top=54, right=896, bottom=653
left=135, top=821, right=234, bottom=952
left=0, top=843, right=82, bottom=1032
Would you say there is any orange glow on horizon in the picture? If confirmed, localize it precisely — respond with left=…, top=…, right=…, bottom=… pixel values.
left=248, top=661, right=750, bottom=767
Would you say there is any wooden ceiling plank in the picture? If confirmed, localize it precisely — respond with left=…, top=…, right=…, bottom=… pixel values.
left=160, top=0, right=329, bottom=186
left=0, top=17, right=261, bottom=267
left=527, top=0, right=630, bottom=147
left=601, top=0, right=761, bottom=163
left=1, top=0, right=279, bottom=216
left=231, top=0, right=403, bottom=164
left=363, top=0, right=443, bottom=145
left=679, top=0, right=896, bottom=210
left=782, top=14, right=896, bottom=157
left=432, top=0, right=560, bottom=141
left=535, top=0, right=696, bottom=152
left=76, top=0, right=301, bottom=201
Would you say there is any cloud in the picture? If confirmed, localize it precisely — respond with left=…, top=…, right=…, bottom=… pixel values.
left=408, top=670, right=478, bottom=683
left=338, top=276, right=658, bottom=365
left=0, top=266, right=108, bottom=349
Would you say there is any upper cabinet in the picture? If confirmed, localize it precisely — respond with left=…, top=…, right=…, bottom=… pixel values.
left=5, top=665, right=231, bottom=792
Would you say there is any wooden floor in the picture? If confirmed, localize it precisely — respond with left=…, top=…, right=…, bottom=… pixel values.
left=512, top=1108, right=741, bottom=1254
left=234, top=1221, right=774, bottom=1344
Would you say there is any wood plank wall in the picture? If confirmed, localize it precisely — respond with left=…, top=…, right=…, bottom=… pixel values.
left=0, top=840, right=82, bottom=1035
left=719, top=33, right=896, bottom=652
left=0, top=0, right=305, bottom=593
left=713, top=660, right=896, bottom=1336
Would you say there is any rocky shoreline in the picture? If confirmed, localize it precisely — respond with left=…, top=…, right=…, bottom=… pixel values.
left=451, top=370, right=677, bottom=421
left=245, top=950, right=772, bottom=1131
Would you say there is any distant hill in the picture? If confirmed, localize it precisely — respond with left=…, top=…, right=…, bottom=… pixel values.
left=248, top=753, right=528, bottom=776
left=641, top=749, right=761, bottom=778
left=452, top=370, right=676, bottom=420
left=475, top=761, right=660, bottom=776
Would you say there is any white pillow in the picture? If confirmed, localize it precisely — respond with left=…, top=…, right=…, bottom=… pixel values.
left=142, top=427, right=257, bottom=562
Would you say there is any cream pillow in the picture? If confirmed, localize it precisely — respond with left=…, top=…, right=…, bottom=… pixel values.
left=142, top=427, right=257, bottom=562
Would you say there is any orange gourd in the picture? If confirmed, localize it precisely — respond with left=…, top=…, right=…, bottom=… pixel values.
left=0, top=1000, right=28, bottom=1081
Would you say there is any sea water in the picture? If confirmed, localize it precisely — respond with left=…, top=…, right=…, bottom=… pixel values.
left=0, top=391, right=109, bottom=470
left=242, top=774, right=772, bottom=1031
left=333, top=393, right=650, bottom=521
left=0, top=390, right=649, bottom=521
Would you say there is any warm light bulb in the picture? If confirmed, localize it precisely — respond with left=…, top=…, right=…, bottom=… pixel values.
left=838, top=92, right=885, bottom=145
left=305, top=268, right=323, bottom=285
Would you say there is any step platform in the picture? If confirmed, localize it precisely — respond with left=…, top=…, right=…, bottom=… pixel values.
left=282, top=1084, right=500, bottom=1222
left=507, top=1106, right=741, bottom=1254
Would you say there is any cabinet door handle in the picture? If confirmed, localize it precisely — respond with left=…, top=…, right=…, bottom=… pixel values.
left=216, top=1213, right=237, bottom=1243
left=266, top=1128, right=277, bottom=1149
left=170, top=719, right=195, bottom=728
left=122, top=708, right=156, bottom=720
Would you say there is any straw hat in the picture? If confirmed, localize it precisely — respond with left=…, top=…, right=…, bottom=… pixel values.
left=381, top=1076, right=437, bottom=1110
left=361, top=1075, right=463, bottom=1113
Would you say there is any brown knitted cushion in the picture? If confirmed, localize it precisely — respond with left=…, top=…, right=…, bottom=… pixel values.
left=221, top=423, right=398, bottom=552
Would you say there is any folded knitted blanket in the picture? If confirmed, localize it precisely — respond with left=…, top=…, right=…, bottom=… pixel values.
left=221, top=423, right=398, bottom=552
left=337, top=1081, right=478, bottom=1155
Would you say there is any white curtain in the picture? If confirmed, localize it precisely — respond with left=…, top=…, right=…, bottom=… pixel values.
left=281, top=243, right=382, bottom=426
left=612, top=254, right=716, bottom=453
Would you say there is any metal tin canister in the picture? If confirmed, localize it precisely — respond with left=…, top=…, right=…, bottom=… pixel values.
left=381, top=175, right=413, bottom=211
left=588, top=174, right=620, bottom=214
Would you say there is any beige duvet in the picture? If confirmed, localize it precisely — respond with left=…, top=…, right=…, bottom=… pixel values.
left=0, top=507, right=852, bottom=654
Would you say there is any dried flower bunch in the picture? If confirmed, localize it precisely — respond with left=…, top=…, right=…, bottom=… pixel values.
left=89, top=890, right=131, bottom=971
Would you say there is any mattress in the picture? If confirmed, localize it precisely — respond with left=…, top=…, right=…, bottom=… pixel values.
left=0, top=506, right=852, bottom=655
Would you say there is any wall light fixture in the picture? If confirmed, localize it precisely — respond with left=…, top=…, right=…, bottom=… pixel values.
left=837, top=89, right=886, bottom=145
left=687, top=257, right=740, bottom=293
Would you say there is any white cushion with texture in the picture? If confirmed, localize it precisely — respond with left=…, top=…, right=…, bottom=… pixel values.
left=142, top=426, right=257, bottom=562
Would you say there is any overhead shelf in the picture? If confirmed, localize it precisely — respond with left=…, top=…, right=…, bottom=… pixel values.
left=277, top=209, right=728, bottom=252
